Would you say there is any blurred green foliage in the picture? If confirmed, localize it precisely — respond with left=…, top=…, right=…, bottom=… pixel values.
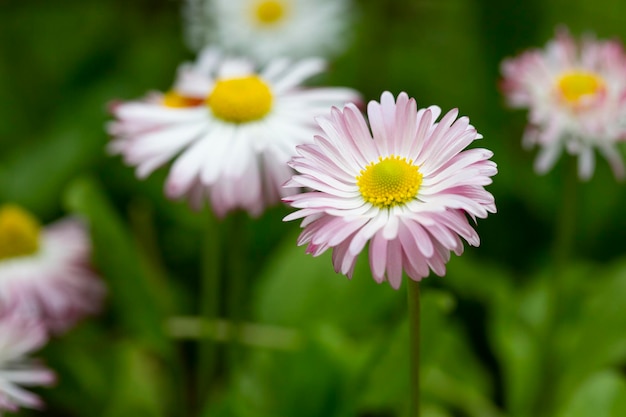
left=2, top=0, right=626, bottom=416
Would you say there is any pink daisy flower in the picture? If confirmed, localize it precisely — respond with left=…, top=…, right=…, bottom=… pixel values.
left=0, top=311, right=55, bottom=413
left=0, top=205, right=105, bottom=333
left=283, top=92, right=497, bottom=289
left=108, top=48, right=360, bottom=217
left=501, top=28, right=626, bottom=179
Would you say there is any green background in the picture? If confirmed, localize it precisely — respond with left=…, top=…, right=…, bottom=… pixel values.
left=2, top=0, right=626, bottom=416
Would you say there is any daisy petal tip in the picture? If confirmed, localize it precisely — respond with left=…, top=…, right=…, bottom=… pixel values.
left=389, top=278, right=402, bottom=290
left=372, top=273, right=385, bottom=284
left=380, top=91, right=395, bottom=101
left=106, top=99, right=123, bottom=114
left=447, top=107, right=460, bottom=119
left=164, top=182, right=181, bottom=199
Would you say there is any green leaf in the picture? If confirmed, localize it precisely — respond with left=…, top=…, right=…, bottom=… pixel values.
left=486, top=276, right=549, bottom=417
left=556, top=370, right=626, bottom=417
left=360, top=290, right=501, bottom=417
left=225, top=338, right=347, bottom=417
left=102, top=342, right=171, bottom=417
left=252, top=233, right=402, bottom=332
left=64, top=176, right=171, bottom=355
left=553, top=260, right=626, bottom=407
left=0, top=120, right=104, bottom=218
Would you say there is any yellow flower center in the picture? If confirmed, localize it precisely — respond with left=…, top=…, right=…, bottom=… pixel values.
left=557, top=71, right=605, bottom=106
left=0, top=205, right=41, bottom=261
left=254, top=0, right=286, bottom=25
left=162, top=91, right=204, bottom=108
left=356, top=156, right=423, bottom=208
left=208, top=76, right=273, bottom=123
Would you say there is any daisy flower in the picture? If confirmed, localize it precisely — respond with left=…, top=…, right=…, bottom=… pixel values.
left=0, top=205, right=105, bottom=333
left=183, top=0, right=352, bottom=62
left=501, top=28, right=626, bottom=179
left=0, top=311, right=55, bottom=413
left=283, top=92, right=497, bottom=289
left=108, top=48, right=360, bottom=217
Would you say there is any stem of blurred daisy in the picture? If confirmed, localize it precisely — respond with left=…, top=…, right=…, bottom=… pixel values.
left=197, top=211, right=249, bottom=415
left=537, top=156, right=578, bottom=416
left=407, top=279, right=421, bottom=417
left=197, top=210, right=221, bottom=411
left=225, top=212, right=249, bottom=372
left=551, top=157, right=578, bottom=287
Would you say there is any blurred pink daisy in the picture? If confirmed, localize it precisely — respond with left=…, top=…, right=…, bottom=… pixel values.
left=0, top=311, right=55, bottom=413
left=108, top=48, right=360, bottom=217
left=501, top=28, right=626, bottom=179
left=283, top=92, right=497, bottom=289
left=0, top=205, right=105, bottom=333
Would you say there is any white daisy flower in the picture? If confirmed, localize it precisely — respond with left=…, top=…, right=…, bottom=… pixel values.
left=0, top=311, right=55, bottom=413
left=184, top=0, right=353, bottom=62
left=108, top=48, right=360, bottom=217
left=501, top=28, right=626, bottom=179
left=0, top=205, right=105, bottom=333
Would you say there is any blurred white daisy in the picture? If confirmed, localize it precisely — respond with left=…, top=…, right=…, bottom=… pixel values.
left=184, top=0, right=353, bottom=62
left=0, top=311, right=55, bottom=413
left=0, top=205, right=105, bottom=333
left=108, top=48, right=360, bottom=217
left=501, top=28, right=626, bottom=179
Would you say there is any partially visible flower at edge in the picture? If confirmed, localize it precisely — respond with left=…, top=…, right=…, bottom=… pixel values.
left=0, top=204, right=106, bottom=333
left=0, top=309, right=55, bottom=413
left=283, top=92, right=497, bottom=289
left=500, top=27, right=626, bottom=180
left=184, top=0, right=353, bottom=62
left=108, top=48, right=360, bottom=217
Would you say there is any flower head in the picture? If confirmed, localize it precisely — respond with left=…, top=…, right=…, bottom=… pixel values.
left=501, top=28, right=626, bottom=179
left=283, top=92, right=497, bottom=289
left=184, top=0, right=352, bottom=62
left=0, top=310, right=55, bottom=413
left=0, top=205, right=105, bottom=333
left=108, top=48, right=360, bottom=217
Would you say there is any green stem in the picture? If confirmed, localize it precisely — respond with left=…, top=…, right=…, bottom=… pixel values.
left=197, top=210, right=221, bottom=412
left=553, top=164, right=578, bottom=277
left=226, top=211, right=248, bottom=373
left=537, top=157, right=578, bottom=417
left=407, top=279, right=421, bottom=417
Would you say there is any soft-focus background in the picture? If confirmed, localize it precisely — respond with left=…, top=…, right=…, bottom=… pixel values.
left=2, top=0, right=626, bottom=416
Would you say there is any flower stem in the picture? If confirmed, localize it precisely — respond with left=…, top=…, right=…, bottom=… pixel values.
left=197, top=210, right=221, bottom=409
left=226, top=212, right=248, bottom=372
left=407, top=279, right=421, bottom=417
left=537, top=156, right=578, bottom=417
left=552, top=157, right=578, bottom=278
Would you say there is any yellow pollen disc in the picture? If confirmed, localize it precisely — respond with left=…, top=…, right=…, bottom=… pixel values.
left=557, top=71, right=605, bottom=105
left=162, top=91, right=204, bottom=108
left=0, top=205, right=41, bottom=261
left=356, top=156, right=423, bottom=208
left=208, top=75, right=273, bottom=123
left=254, top=0, right=286, bottom=25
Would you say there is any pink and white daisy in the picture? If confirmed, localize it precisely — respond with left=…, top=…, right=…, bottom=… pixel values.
left=184, top=0, right=352, bottom=62
left=108, top=48, right=360, bottom=217
left=0, top=205, right=105, bottom=333
left=283, top=92, right=497, bottom=289
left=501, top=28, right=626, bottom=179
left=0, top=311, right=55, bottom=413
